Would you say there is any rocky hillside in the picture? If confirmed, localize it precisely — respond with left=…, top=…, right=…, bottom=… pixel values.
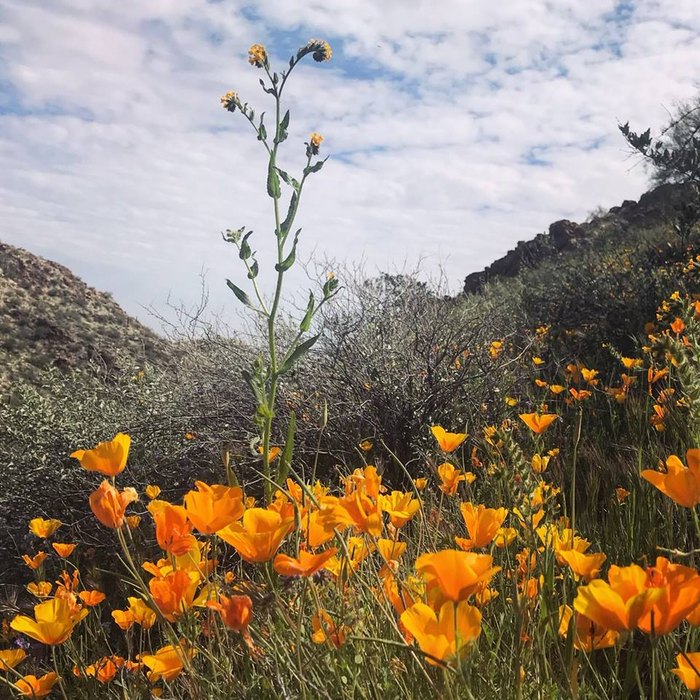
left=0, top=242, right=167, bottom=390
left=463, top=182, right=699, bottom=294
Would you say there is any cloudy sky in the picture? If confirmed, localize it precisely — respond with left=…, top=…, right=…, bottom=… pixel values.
left=1, top=0, right=699, bottom=328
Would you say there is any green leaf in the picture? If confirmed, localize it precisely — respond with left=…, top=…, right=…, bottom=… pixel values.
left=303, top=157, right=328, bottom=176
left=247, top=259, right=259, bottom=280
left=276, top=109, right=290, bottom=144
left=226, top=279, right=253, bottom=308
left=239, top=231, right=253, bottom=260
left=241, top=369, right=266, bottom=406
left=300, top=291, right=315, bottom=332
left=276, top=168, right=300, bottom=191
left=277, top=411, right=295, bottom=484
left=278, top=333, right=320, bottom=375
left=267, top=158, right=281, bottom=198
left=275, top=230, right=300, bottom=272
left=259, top=78, right=275, bottom=95
left=280, top=192, right=298, bottom=236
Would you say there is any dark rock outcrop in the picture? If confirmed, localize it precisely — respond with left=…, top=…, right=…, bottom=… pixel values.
left=463, top=183, right=699, bottom=295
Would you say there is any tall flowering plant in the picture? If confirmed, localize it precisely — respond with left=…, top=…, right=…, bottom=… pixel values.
left=220, top=40, right=337, bottom=502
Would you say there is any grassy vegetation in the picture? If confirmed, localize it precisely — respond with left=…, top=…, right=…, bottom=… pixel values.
left=2, top=39, right=700, bottom=700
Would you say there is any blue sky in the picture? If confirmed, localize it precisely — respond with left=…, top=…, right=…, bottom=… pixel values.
left=1, top=0, right=700, bottom=328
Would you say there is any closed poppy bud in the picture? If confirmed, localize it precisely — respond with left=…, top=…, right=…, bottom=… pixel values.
left=28, top=518, right=61, bottom=539
left=89, top=481, right=138, bottom=529
left=70, top=433, right=131, bottom=477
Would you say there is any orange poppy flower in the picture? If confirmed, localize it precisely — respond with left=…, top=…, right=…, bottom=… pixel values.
left=149, top=570, right=200, bottom=622
left=0, top=649, right=26, bottom=670
left=70, top=433, right=131, bottom=477
left=379, top=491, right=421, bottom=528
left=558, top=605, right=618, bottom=652
left=111, top=597, right=156, bottom=631
left=430, top=426, right=467, bottom=453
left=531, top=453, right=550, bottom=473
left=415, top=550, right=499, bottom=604
left=437, top=463, right=474, bottom=496
left=27, top=582, right=52, bottom=598
left=148, top=502, right=197, bottom=556
left=207, top=594, right=253, bottom=632
left=413, top=477, right=428, bottom=491
left=273, top=548, right=338, bottom=577
left=519, top=413, right=558, bottom=434
left=327, top=492, right=383, bottom=537
left=573, top=559, right=699, bottom=633
left=184, top=481, right=244, bottom=534
left=615, top=487, right=630, bottom=503
left=28, top=518, right=61, bottom=539
left=140, top=644, right=195, bottom=683
left=145, top=485, right=161, bottom=500
left=641, top=449, right=700, bottom=508
left=78, top=590, right=106, bottom=607
left=125, top=515, right=142, bottom=529
left=77, top=657, right=119, bottom=684
left=14, top=672, right=59, bottom=699
left=377, top=538, right=407, bottom=564
left=673, top=652, right=700, bottom=691
left=52, top=543, right=76, bottom=558
left=400, top=600, right=481, bottom=665
left=455, top=503, right=507, bottom=551
left=299, top=507, right=341, bottom=548
left=636, top=558, right=700, bottom=635
left=217, top=508, right=294, bottom=563
left=256, top=445, right=282, bottom=461
left=671, top=317, right=686, bottom=335
left=22, top=552, right=47, bottom=570
left=11, top=597, right=88, bottom=645
left=558, top=550, right=606, bottom=582
left=311, top=610, right=348, bottom=647
left=89, top=480, right=138, bottom=529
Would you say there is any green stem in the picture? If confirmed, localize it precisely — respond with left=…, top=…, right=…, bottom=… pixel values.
left=571, top=409, right=583, bottom=534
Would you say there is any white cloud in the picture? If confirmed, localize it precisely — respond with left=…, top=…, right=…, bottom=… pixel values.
left=1, top=0, right=699, bottom=327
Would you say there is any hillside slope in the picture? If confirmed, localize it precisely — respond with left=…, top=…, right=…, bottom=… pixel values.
left=0, top=242, right=167, bottom=389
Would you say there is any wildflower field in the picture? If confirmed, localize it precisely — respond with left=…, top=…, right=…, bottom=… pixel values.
left=4, top=40, right=700, bottom=700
